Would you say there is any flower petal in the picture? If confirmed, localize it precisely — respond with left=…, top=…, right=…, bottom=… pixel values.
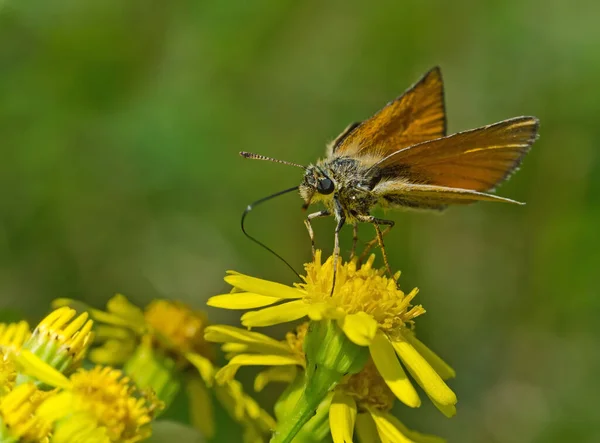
left=392, top=334, right=457, bottom=407
left=53, top=412, right=111, bottom=442
left=106, top=294, right=146, bottom=328
left=241, top=300, right=309, bottom=327
left=383, top=412, right=446, bottom=443
left=214, top=379, right=276, bottom=430
left=54, top=298, right=144, bottom=334
left=330, top=390, right=357, bottom=443
left=204, top=325, right=292, bottom=355
left=254, top=366, right=297, bottom=392
left=219, top=356, right=298, bottom=386
left=37, top=391, right=76, bottom=422
left=355, top=413, right=379, bottom=443
left=228, top=354, right=301, bottom=367
left=368, top=408, right=415, bottom=443
left=15, top=350, right=71, bottom=389
left=225, top=274, right=303, bottom=299
left=429, top=395, right=457, bottom=418
left=369, top=331, right=420, bottom=408
left=221, top=342, right=249, bottom=353
left=404, top=332, right=455, bottom=380
left=185, top=352, right=215, bottom=386
left=207, top=293, right=282, bottom=309
left=338, top=312, right=378, bottom=346
left=215, top=364, right=241, bottom=384
left=186, top=376, right=215, bottom=439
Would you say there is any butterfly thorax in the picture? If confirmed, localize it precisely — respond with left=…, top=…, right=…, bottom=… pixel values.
left=299, top=157, right=380, bottom=222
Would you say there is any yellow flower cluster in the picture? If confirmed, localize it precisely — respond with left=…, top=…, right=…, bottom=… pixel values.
left=54, top=294, right=275, bottom=443
left=206, top=251, right=458, bottom=442
left=0, top=307, right=159, bottom=442
left=0, top=249, right=458, bottom=442
left=0, top=299, right=275, bottom=443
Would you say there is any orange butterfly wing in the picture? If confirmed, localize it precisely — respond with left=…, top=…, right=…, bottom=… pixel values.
left=330, top=67, right=446, bottom=159
left=374, top=182, right=525, bottom=211
left=374, top=116, right=539, bottom=192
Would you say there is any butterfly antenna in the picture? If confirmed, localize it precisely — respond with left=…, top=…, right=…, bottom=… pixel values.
left=241, top=186, right=302, bottom=280
left=240, top=152, right=305, bottom=169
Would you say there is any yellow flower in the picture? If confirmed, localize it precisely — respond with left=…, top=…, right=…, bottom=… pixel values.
left=80, top=296, right=221, bottom=438
left=68, top=366, right=157, bottom=442
left=20, top=307, right=94, bottom=378
left=0, top=322, right=29, bottom=396
left=54, top=295, right=274, bottom=442
left=207, top=323, right=445, bottom=443
left=28, top=360, right=160, bottom=443
left=0, top=383, right=52, bottom=442
left=140, top=299, right=275, bottom=442
left=0, top=321, right=31, bottom=354
left=51, top=412, right=110, bottom=443
left=332, top=361, right=444, bottom=443
left=54, top=295, right=215, bottom=378
left=144, top=300, right=215, bottom=362
left=212, top=378, right=276, bottom=443
left=208, top=251, right=457, bottom=417
left=53, top=294, right=146, bottom=367
left=205, top=323, right=306, bottom=387
left=0, top=351, right=17, bottom=397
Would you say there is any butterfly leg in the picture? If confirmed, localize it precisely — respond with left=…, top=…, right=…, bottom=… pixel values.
left=358, top=223, right=394, bottom=264
left=349, top=223, right=359, bottom=260
left=374, top=222, right=394, bottom=278
left=357, top=216, right=395, bottom=276
left=304, top=210, right=330, bottom=259
left=331, top=205, right=346, bottom=295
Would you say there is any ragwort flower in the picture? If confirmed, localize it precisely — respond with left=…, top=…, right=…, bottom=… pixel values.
left=21, top=307, right=94, bottom=377
left=0, top=321, right=30, bottom=355
left=6, top=307, right=94, bottom=390
left=208, top=251, right=457, bottom=417
left=19, top=355, right=160, bottom=443
left=333, top=361, right=444, bottom=443
left=0, top=383, right=52, bottom=442
left=0, top=306, right=166, bottom=443
left=207, top=323, right=444, bottom=442
left=53, top=295, right=274, bottom=442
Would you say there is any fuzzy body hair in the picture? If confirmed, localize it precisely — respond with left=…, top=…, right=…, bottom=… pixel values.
left=299, top=156, right=405, bottom=223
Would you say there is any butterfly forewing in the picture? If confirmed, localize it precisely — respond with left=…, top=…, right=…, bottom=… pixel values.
left=374, top=116, right=539, bottom=192
left=332, top=66, right=446, bottom=160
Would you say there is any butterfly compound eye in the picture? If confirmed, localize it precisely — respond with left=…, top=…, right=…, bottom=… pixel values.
left=317, top=177, right=335, bottom=195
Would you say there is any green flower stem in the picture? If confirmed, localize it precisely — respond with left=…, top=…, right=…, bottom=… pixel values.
left=296, top=393, right=334, bottom=443
left=271, top=320, right=369, bottom=443
left=270, top=367, right=339, bottom=443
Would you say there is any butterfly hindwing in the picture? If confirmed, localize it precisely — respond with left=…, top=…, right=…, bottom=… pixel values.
left=374, top=181, right=524, bottom=211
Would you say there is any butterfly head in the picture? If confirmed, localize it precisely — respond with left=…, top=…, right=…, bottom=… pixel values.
left=300, top=165, right=336, bottom=209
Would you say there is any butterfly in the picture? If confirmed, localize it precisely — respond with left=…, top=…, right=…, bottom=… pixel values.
left=241, top=67, right=539, bottom=287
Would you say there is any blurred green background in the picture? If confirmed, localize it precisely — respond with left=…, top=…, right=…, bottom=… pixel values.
left=1, top=0, right=599, bottom=442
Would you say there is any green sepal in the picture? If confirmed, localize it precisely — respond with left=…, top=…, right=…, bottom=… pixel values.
left=270, top=320, right=368, bottom=443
